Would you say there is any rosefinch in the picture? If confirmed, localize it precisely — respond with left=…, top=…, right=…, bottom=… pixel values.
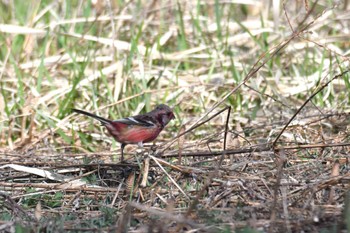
left=73, top=104, right=175, bottom=161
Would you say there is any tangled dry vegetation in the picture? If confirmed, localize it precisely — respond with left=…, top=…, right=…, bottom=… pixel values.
left=1, top=0, right=350, bottom=232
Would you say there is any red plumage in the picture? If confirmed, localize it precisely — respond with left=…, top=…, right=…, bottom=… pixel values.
left=73, top=104, right=175, bottom=161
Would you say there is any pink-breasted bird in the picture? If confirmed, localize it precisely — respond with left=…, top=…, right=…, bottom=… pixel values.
left=72, top=104, right=175, bottom=161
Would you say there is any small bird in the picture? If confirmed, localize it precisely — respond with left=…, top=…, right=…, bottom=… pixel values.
left=72, top=104, right=175, bottom=161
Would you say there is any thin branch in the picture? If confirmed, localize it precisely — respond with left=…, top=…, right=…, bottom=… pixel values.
left=272, top=70, right=350, bottom=146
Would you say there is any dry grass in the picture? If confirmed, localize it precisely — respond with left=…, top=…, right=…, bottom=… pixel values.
left=1, top=0, right=350, bottom=232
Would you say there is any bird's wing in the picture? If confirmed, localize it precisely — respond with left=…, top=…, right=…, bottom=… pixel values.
left=114, top=115, right=156, bottom=127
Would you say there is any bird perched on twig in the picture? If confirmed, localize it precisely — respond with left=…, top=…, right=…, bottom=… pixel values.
left=72, top=104, right=175, bottom=161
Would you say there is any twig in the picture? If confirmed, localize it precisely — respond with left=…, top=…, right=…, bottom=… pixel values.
left=110, top=180, right=124, bottom=207
left=181, top=111, right=232, bottom=230
left=149, top=155, right=190, bottom=200
left=161, top=142, right=350, bottom=158
left=0, top=192, right=36, bottom=221
left=140, top=157, right=150, bottom=187
left=272, top=70, right=350, bottom=146
left=158, top=106, right=230, bottom=154
left=0, top=182, right=122, bottom=193
left=223, top=106, right=231, bottom=151
left=270, top=150, right=287, bottom=224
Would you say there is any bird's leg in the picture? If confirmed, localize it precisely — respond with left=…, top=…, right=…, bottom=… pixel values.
left=136, top=141, right=144, bottom=157
left=120, top=143, right=126, bottom=162
left=137, top=141, right=143, bottom=149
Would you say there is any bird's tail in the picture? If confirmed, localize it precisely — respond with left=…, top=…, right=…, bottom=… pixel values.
left=72, top=109, right=112, bottom=125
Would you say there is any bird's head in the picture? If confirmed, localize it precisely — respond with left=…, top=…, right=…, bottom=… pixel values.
left=152, top=104, right=175, bottom=127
